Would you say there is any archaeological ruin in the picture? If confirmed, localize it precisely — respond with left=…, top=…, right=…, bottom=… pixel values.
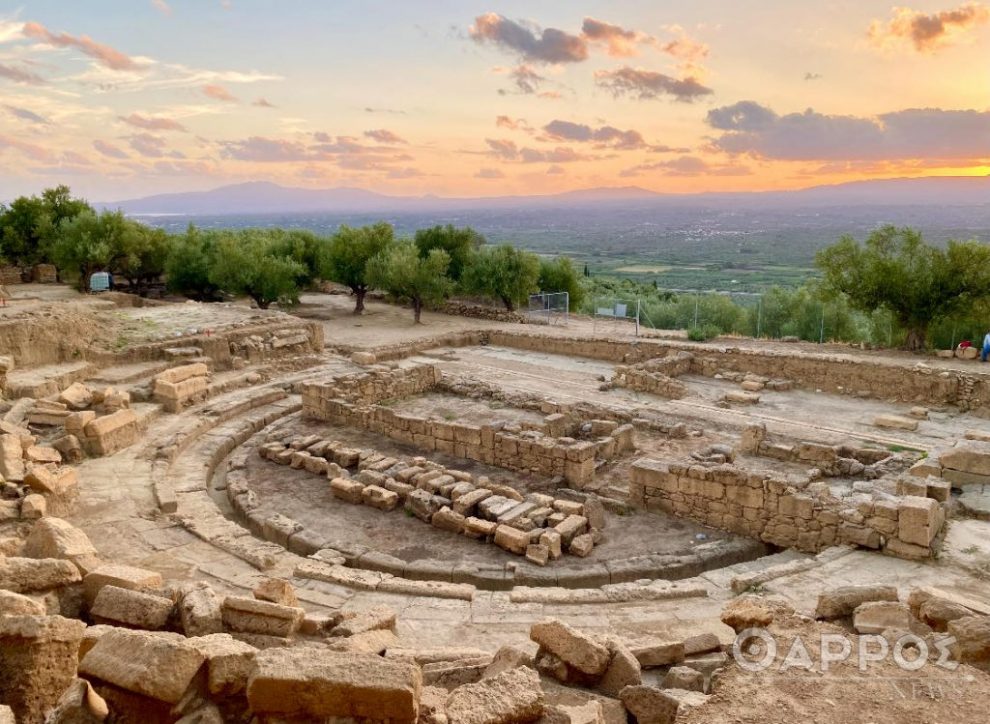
left=1, top=284, right=989, bottom=723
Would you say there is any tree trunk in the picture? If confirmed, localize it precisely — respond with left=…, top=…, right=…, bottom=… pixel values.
left=253, top=295, right=270, bottom=309
left=353, top=287, right=366, bottom=315
left=413, top=298, right=423, bottom=324
left=904, top=325, right=927, bottom=351
left=500, top=295, right=515, bottom=312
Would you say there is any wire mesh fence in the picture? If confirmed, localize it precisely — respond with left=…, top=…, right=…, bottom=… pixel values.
left=526, top=291, right=569, bottom=325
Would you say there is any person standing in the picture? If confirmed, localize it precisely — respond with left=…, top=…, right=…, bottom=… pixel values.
left=0, top=284, right=10, bottom=307
left=982, top=330, right=990, bottom=362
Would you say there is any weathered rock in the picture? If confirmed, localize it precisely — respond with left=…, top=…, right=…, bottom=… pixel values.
left=252, top=578, right=298, bottom=607
left=0, top=615, right=87, bottom=724
left=618, top=685, right=679, bottom=724
left=186, top=633, right=257, bottom=696
left=247, top=648, right=421, bottom=721
left=90, top=585, right=173, bottom=630
left=530, top=619, right=610, bottom=676
left=0, top=556, right=81, bottom=593
left=874, top=414, right=918, bottom=431
left=852, top=601, right=912, bottom=635
left=445, top=666, right=543, bottom=724
left=629, top=640, right=686, bottom=668
left=328, top=605, right=396, bottom=637
left=23, top=517, right=98, bottom=574
left=83, top=563, right=162, bottom=604
left=815, top=585, right=899, bottom=620
left=484, top=645, right=534, bottom=679
left=0, top=589, right=46, bottom=616
left=221, top=596, right=304, bottom=638
left=176, top=582, right=223, bottom=637
left=919, top=597, right=975, bottom=632
left=80, top=628, right=206, bottom=704
left=568, top=533, right=594, bottom=558
left=948, top=616, right=990, bottom=667
left=494, top=524, right=531, bottom=555
left=941, top=440, right=990, bottom=476
left=663, top=666, right=705, bottom=692
left=599, top=639, right=641, bottom=697
left=720, top=595, right=775, bottom=632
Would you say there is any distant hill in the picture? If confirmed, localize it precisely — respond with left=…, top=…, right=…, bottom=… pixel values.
left=101, top=176, right=990, bottom=215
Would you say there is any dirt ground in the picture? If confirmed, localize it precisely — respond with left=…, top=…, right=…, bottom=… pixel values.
left=238, top=417, right=738, bottom=567
left=681, top=603, right=990, bottom=724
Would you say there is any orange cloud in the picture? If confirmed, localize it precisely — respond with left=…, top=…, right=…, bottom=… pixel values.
left=203, top=84, right=238, bottom=102
left=119, top=113, right=187, bottom=132
left=869, top=3, right=990, bottom=52
left=0, top=134, right=54, bottom=162
left=0, top=62, right=45, bottom=85
left=364, top=129, right=407, bottom=144
left=252, top=97, right=276, bottom=108
left=22, top=21, right=138, bottom=71
left=581, top=17, right=653, bottom=57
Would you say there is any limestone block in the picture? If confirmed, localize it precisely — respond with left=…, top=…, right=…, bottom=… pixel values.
left=186, top=633, right=257, bottom=696
left=0, top=556, right=81, bottom=593
left=407, top=488, right=443, bottom=522
left=444, top=666, right=543, bottom=724
left=941, top=440, right=990, bottom=476
left=330, top=477, right=365, bottom=504
left=554, top=515, right=588, bottom=546
left=82, top=409, right=139, bottom=456
left=156, top=363, right=208, bottom=385
left=599, top=639, right=642, bottom=697
left=0, top=589, right=46, bottom=616
left=90, top=585, right=173, bottom=630
left=569, top=533, right=594, bottom=558
left=24, top=517, right=97, bottom=568
left=59, top=382, right=94, bottom=410
left=494, top=524, right=530, bottom=555
left=246, top=649, right=421, bottom=721
left=79, top=628, right=205, bottom=704
left=253, top=578, right=298, bottom=607
left=177, top=582, right=223, bottom=637
left=629, top=640, right=686, bottom=668
left=530, top=619, right=610, bottom=676
left=453, top=488, right=492, bottom=516
left=362, top=484, right=399, bottom=511
left=20, top=494, right=45, bottom=519
left=852, top=601, right=912, bottom=634
left=526, top=544, right=549, bottom=567
left=83, top=563, right=163, bottom=604
left=221, top=596, right=304, bottom=638
left=873, top=414, right=918, bottom=431
left=463, top=517, right=497, bottom=540
left=0, top=433, right=24, bottom=481
left=433, top=506, right=466, bottom=534
left=948, top=616, right=990, bottom=667
left=328, top=605, right=396, bottom=637
left=897, top=495, right=943, bottom=547
left=815, top=585, right=899, bottom=620
left=0, top=615, right=87, bottom=724
left=25, top=445, right=61, bottom=464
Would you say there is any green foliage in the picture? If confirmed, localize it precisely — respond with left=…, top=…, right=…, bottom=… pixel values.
left=51, top=209, right=134, bottom=291
left=687, top=324, right=721, bottom=342
left=366, top=241, right=453, bottom=322
left=463, top=244, right=540, bottom=311
left=164, top=225, right=221, bottom=300
left=267, top=228, right=323, bottom=285
left=318, top=222, right=393, bottom=313
left=538, top=256, right=585, bottom=310
left=0, top=185, right=91, bottom=266
left=816, top=225, right=990, bottom=350
left=748, top=285, right=863, bottom=342
left=206, top=230, right=307, bottom=309
left=413, top=225, right=484, bottom=283
left=115, top=225, right=173, bottom=292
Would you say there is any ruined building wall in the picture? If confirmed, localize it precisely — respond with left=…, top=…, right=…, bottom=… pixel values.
left=629, top=459, right=946, bottom=560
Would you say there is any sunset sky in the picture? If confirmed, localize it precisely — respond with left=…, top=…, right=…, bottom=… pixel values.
left=1, top=1, right=988, bottom=201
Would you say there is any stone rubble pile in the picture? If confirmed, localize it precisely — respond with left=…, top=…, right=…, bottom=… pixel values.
left=256, top=433, right=608, bottom=565
left=0, top=425, right=77, bottom=518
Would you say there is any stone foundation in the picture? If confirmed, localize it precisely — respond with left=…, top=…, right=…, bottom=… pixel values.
left=630, top=458, right=946, bottom=559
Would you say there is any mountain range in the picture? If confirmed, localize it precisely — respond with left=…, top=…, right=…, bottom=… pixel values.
left=101, top=176, right=990, bottom=216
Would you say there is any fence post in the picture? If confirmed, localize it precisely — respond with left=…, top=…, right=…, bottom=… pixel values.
left=635, top=299, right=641, bottom=337
left=819, top=304, right=825, bottom=344
left=694, top=296, right=699, bottom=328
left=756, top=297, right=762, bottom=338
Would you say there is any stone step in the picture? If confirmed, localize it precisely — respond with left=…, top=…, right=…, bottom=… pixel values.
left=6, top=361, right=97, bottom=398
left=957, top=489, right=990, bottom=521
left=85, top=360, right=173, bottom=386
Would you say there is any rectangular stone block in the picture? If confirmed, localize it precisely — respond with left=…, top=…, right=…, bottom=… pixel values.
left=221, top=596, right=304, bottom=638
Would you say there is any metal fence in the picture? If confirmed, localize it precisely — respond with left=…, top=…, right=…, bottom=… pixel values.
left=526, top=291, right=569, bottom=325
left=592, top=298, right=641, bottom=336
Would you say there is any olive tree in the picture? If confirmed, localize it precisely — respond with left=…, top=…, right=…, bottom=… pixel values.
left=463, top=244, right=540, bottom=311
left=207, top=230, right=307, bottom=309
left=816, top=225, right=990, bottom=350
left=318, top=222, right=393, bottom=314
left=366, top=241, right=452, bottom=323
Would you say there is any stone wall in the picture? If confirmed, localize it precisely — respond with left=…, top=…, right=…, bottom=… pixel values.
left=153, top=363, right=210, bottom=413
left=612, top=352, right=694, bottom=399
left=439, top=301, right=524, bottom=323
left=629, top=458, right=946, bottom=560
left=301, top=365, right=635, bottom=487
